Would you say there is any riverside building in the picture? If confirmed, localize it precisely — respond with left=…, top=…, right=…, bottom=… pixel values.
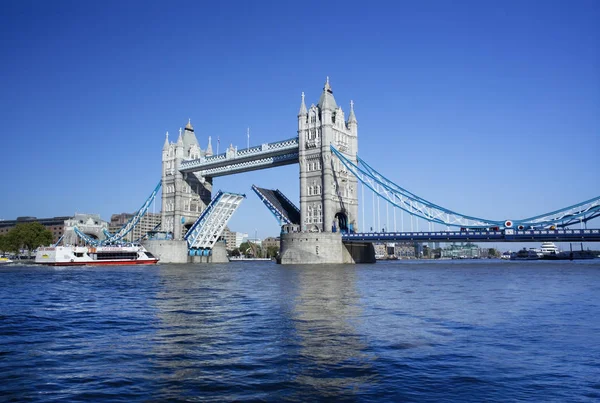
left=0, top=216, right=71, bottom=244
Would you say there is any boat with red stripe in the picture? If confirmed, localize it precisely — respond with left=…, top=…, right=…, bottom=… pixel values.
left=35, top=244, right=159, bottom=266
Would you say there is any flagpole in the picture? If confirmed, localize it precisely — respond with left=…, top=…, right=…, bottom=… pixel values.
left=217, top=136, right=220, bottom=154
left=247, top=127, right=250, bottom=149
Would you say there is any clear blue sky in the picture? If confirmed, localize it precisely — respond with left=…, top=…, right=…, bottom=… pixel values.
left=1, top=0, right=598, bottom=246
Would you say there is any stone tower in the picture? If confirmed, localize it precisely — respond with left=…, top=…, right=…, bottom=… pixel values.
left=161, top=120, right=213, bottom=240
left=297, top=78, right=359, bottom=233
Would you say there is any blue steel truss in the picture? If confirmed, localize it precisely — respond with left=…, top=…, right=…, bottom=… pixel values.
left=331, top=145, right=600, bottom=229
left=252, top=185, right=300, bottom=226
left=179, top=137, right=299, bottom=176
left=185, top=190, right=246, bottom=250
left=101, top=181, right=162, bottom=244
left=135, top=222, right=161, bottom=243
left=198, top=152, right=299, bottom=178
left=343, top=228, right=600, bottom=243
left=73, top=227, right=101, bottom=246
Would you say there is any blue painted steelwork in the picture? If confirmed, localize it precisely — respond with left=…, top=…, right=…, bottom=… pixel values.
left=331, top=145, right=600, bottom=230
left=179, top=137, right=299, bottom=175
left=252, top=185, right=300, bottom=226
left=103, top=222, right=161, bottom=243
left=185, top=190, right=225, bottom=246
left=516, top=197, right=600, bottom=229
left=331, top=145, right=502, bottom=228
left=187, top=152, right=299, bottom=178
left=342, top=229, right=600, bottom=243
left=185, top=191, right=246, bottom=250
left=73, top=227, right=100, bottom=246
left=101, top=181, right=162, bottom=244
left=134, top=222, right=161, bottom=243
left=54, top=234, right=64, bottom=246
left=189, top=248, right=212, bottom=256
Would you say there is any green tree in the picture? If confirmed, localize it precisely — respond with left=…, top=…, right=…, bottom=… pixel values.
left=239, top=241, right=251, bottom=257
left=7, top=222, right=54, bottom=256
left=230, top=248, right=241, bottom=257
left=0, top=234, right=8, bottom=255
left=488, top=248, right=500, bottom=258
left=266, top=245, right=279, bottom=258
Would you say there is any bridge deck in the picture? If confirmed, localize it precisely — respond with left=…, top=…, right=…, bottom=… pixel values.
left=179, top=137, right=299, bottom=176
left=252, top=185, right=300, bottom=225
left=342, top=229, right=600, bottom=243
left=185, top=191, right=246, bottom=250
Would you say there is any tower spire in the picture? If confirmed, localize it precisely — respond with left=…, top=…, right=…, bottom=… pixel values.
left=206, top=136, right=213, bottom=156
left=318, top=76, right=337, bottom=111
left=298, top=91, right=307, bottom=116
left=324, top=76, right=332, bottom=93
left=163, top=131, right=169, bottom=149
left=348, top=100, right=357, bottom=123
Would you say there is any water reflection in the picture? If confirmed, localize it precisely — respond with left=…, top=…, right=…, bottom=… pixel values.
left=151, top=263, right=244, bottom=398
left=150, top=263, right=307, bottom=400
left=289, top=265, right=376, bottom=396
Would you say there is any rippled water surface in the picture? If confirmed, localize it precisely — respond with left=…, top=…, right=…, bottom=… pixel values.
left=1, top=260, right=599, bottom=402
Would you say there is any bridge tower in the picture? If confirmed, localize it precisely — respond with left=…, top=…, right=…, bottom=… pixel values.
left=297, top=78, right=359, bottom=233
left=161, top=120, right=213, bottom=240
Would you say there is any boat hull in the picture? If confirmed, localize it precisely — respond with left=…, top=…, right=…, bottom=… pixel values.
left=39, top=259, right=158, bottom=266
left=35, top=245, right=159, bottom=266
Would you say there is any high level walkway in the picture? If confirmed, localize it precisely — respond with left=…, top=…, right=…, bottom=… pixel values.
left=179, top=138, right=299, bottom=177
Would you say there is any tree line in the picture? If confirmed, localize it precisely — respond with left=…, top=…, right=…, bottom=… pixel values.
left=229, top=241, right=279, bottom=258
left=0, top=222, right=54, bottom=256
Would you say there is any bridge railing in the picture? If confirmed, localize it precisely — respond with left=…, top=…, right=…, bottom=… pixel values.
left=195, top=152, right=299, bottom=178
left=179, top=137, right=299, bottom=172
left=342, top=229, right=600, bottom=242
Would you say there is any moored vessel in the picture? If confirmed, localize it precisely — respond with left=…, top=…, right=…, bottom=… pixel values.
left=510, top=249, right=540, bottom=260
left=35, top=244, right=159, bottom=266
left=0, top=257, right=14, bottom=265
left=540, top=242, right=560, bottom=257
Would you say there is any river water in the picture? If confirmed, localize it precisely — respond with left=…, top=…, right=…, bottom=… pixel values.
left=1, top=259, right=599, bottom=402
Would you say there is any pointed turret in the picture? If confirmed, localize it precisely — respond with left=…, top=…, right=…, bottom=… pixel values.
left=175, top=128, right=184, bottom=159
left=348, top=100, right=357, bottom=124
left=317, top=76, right=337, bottom=111
left=348, top=100, right=358, bottom=136
left=182, top=119, right=199, bottom=151
left=163, top=131, right=170, bottom=150
left=298, top=91, right=307, bottom=116
left=206, top=136, right=213, bottom=156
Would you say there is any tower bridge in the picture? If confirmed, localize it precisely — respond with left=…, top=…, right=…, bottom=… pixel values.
left=140, top=78, right=599, bottom=264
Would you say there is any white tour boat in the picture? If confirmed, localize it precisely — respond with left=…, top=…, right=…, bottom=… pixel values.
left=540, top=242, right=560, bottom=256
left=35, top=244, right=159, bottom=266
